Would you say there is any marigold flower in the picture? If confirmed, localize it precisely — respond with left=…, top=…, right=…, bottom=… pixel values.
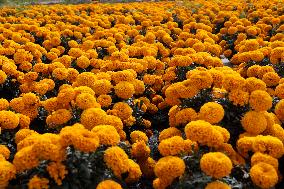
left=76, top=55, right=90, bottom=69
left=159, top=127, right=182, bottom=141
left=275, top=84, right=284, bottom=99
left=252, top=135, right=284, bottom=158
left=0, top=161, right=16, bottom=187
left=251, top=152, right=278, bottom=169
left=200, top=152, right=232, bottom=179
left=57, top=88, right=75, bottom=105
left=22, top=92, right=40, bottom=107
left=0, top=145, right=10, bottom=160
left=15, top=129, right=38, bottom=145
left=275, top=100, right=284, bottom=121
left=47, top=162, right=67, bottom=186
left=112, top=102, right=133, bottom=120
left=158, top=136, right=185, bottom=156
left=0, top=70, right=7, bottom=84
left=13, top=146, right=39, bottom=172
left=185, top=120, right=224, bottom=147
left=228, top=89, right=249, bottom=106
left=199, top=102, right=224, bottom=124
left=223, top=74, right=246, bottom=92
left=268, top=124, right=284, bottom=144
left=205, top=181, right=231, bottom=189
left=91, top=125, right=120, bottom=146
left=28, top=175, right=49, bottom=189
left=96, top=180, right=122, bottom=189
left=154, top=156, right=185, bottom=185
left=241, top=111, right=267, bottom=135
left=250, top=163, right=278, bottom=189
left=97, top=95, right=112, bottom=107
left=80, top=108, right=107, bottom=130
left=75, top=93, right=100, bottom=110
left=18, top=114, right=31, bottom=129
left=262, top=72, right=280, bottom=87
left=245, top=77, right=267, bottom=93
left=0, top=110, right=19, bottom=129
left=74, top=86, right=95, bottom=97
left=52, top=68, right=68, bottom=80
left=114, top=81, right=135, bottom=99
left=92, top=79, right=112, bottom=95
left=130, top=131, right=148, bottom=143
left=131, top=140, right=150, bottom=161
left=104, top=146, right=129, bottom=178
left=46, top=109, right=72, bottom=128
left=247, top=65, right=261, bottom=78
left=126, top=159, right=142, bottom=183
left=249, top=90, right=272, bottom=111
left=257, top=66, right=275, bottom=79
left=0, top=98, right=9, bottom=110
left=212, top=126, right=230, bottom=143
left=186, top=70, right=213, bottom=90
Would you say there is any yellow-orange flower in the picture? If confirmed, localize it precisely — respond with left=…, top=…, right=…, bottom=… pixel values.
left=200, top=152, right=232, bottom=179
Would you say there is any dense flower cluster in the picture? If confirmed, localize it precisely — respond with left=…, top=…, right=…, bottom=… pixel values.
left=0, top=0, right=283, bottom=188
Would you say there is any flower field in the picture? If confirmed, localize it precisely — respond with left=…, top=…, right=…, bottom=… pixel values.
left=0, top=0, right=284, bottom=188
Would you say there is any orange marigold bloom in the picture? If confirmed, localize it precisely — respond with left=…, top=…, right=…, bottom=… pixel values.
left=185, top=120, right=224, bottom=147
left=0, top=70, right=7, bottom=84
left=205, top=181, right=231, bottom=189
left=200, top=152, right=232, bottom=179
left=158, top=136, right=185, bottom=156
left=0, top=145, right=10, bottom=160
left=250, top=163, right=278, bottom=189
left=104, top=146, right=129, bottom=178
left=0, top=98, right=9, bottom=111
left=47, top=162, right=67, bottom=186
left=91, top=125, right=120, bottom=146
left=154, top=156, right=185, bottom=185
left=92, top=79, right=112, bottom=95
left=112, top=102, right=133, bottom=120
left=241, top=111, right=267, bottom=135
left=249, top=90, right=272, bottom=111
left=96, top=180, right=122, bottom=189
left=52, top=68, right=68, bottom=80
left=28, top=175, right=49, bottom=189
left=262, top=72, right=280, bottom=87
left=159, top=127, right=182, bottom=141
left=97, top=95, right=112, bottom=108
left=46, top=109, right=72, bottom=128
left=275, top=100, right=284, bottom=121
left=252, top=135, right=284, bottom=158
left=80, top=108, right=107, bottom=130
left=0, top=161, right=16, bottom=187
left=0, top=110, right=19, bottom=129
left=198, top=102, right=224, bottom=124
left=76, top=55, right=90, bottom=69
left=228, top=89, right=249, bottom=106
left=130, top=131, right=148, bottom=143
left=245, top=77, right=266, bottom=93
left=186, top=70, right=213, bottom=90
left=114, top=81, right=135, bottom=99
left=275, top=84, right=284, bottom=99
left=251, top=152, right=278, bottom=169
left=75, top=93, right=100, bottom=110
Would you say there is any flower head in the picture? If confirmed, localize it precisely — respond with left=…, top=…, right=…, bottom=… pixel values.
left=198, top=102, right=224, bottom=124
left=241, top=111, right=267, bottom=135
left=249, top=90, right=272, bottom=111
left=96, top=180, right=122, bottom=189
left=250, top=163, right=278, bottom=189
left=104, top=146, right=129, bottom=178
left=91, top=125, right=120, bottom=146
left=200, top=152, right=232, bottom=179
